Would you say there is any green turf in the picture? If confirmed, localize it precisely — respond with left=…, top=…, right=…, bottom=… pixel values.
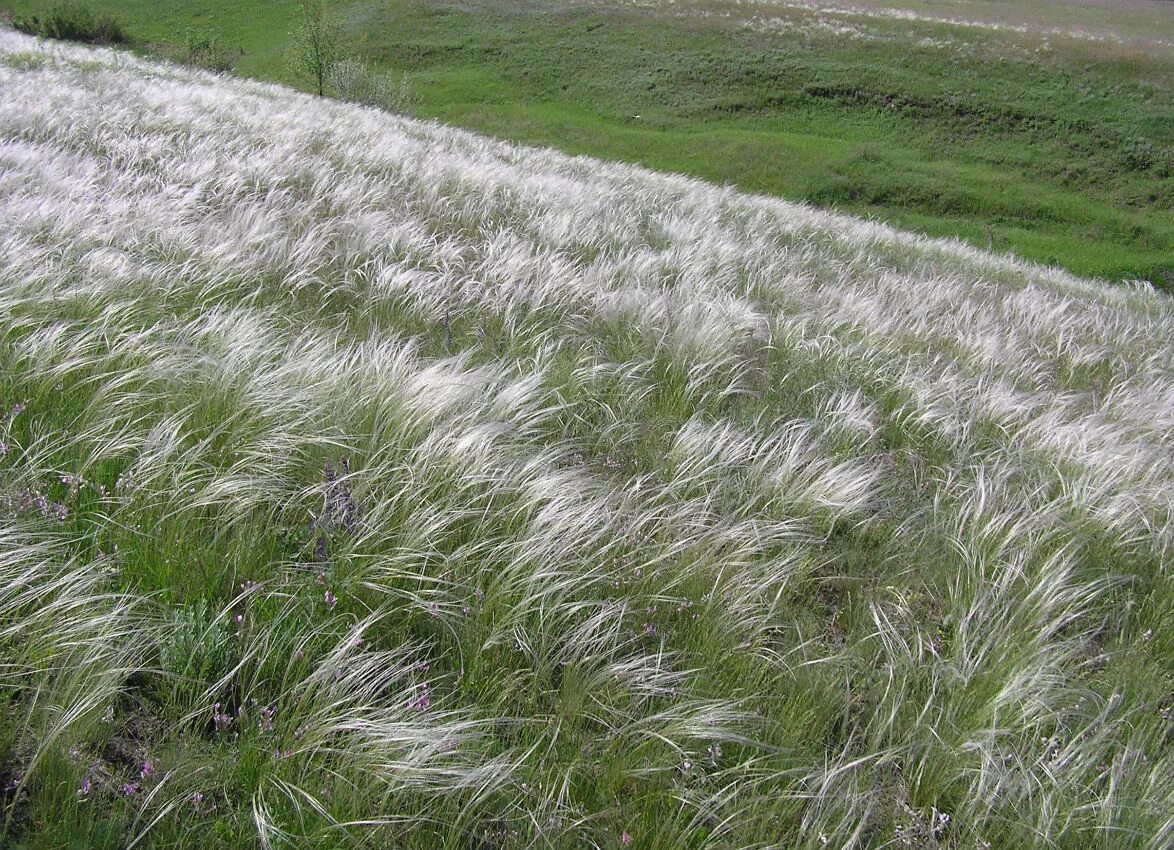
left=3, top=0, right=1172, bottom=287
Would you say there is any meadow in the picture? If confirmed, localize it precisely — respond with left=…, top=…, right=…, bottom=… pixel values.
left=1, top=0, right=1172, bottom=287
left=0, top=27, right=1172, bottom=850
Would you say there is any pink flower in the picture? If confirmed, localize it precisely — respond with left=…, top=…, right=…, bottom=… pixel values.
left=324, top=590, right=337, bottom=609
left=621, top=831, right=633, bottom=846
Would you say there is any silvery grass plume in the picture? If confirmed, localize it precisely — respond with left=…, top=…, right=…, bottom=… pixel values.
left=0, top=27, right=1171, bottom=850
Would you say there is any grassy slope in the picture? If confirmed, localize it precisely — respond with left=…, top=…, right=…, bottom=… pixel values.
left=1, top=30, right=1172, bottom=850
left=2, top=0, right=1173, bottom=287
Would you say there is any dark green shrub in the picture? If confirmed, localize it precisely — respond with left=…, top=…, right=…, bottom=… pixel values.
left=14, top=2, right=127, bottom=45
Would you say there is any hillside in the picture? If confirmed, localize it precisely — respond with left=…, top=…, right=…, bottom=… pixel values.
left=0, top=29, right=1171, bottom=850
left=3, top=0, right=1174, bottom=285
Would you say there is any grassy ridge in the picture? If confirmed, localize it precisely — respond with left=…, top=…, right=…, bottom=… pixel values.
left=1, top=30, right=1172, bottom=849
left=2, top=0, right=1172, bottom=287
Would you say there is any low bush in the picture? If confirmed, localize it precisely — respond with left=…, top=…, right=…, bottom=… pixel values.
left=327, top=58, right=418, bottom=115
left=14, top=1, right=126, bottom=45
left=156, top=28, right=241, bottom=74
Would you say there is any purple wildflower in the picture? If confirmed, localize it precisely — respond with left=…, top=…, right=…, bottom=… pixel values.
left=409, top=683, right=432, bottom=711
left=324, top=590, right=337, bottom=609
left=213, top=703, right=234, bottom=732
left=310, top=458, right=361, bottom=557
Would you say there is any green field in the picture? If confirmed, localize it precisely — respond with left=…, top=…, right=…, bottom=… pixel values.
left=2, top=23, right=1173, bottom=850
left=3, top=0, right=1173, bottom=287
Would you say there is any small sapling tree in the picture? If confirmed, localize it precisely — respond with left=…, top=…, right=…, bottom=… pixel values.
left=287, top=0, right=342, bottom=97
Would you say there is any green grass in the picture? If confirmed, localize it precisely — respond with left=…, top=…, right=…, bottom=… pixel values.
left=2, top=0, right=1172, bottom=287
left=1, top=17, right=1173, bottom=850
